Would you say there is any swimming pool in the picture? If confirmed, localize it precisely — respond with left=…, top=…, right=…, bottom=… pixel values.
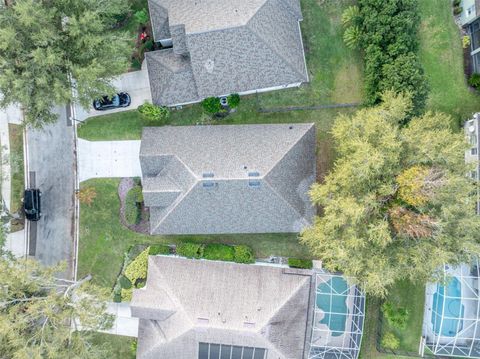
left=316, top=277, right=349, bottom=336
left=431, top=277, right=464, bottom=337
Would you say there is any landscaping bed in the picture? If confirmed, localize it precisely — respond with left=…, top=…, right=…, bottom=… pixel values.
left=118, top=178, right=149, bottom=234
left=78, top=178, right=310, bottom=288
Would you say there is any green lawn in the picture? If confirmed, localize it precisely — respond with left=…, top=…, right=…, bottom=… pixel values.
left=419, top=0, right=480, bottom=125
left=90, top=333, right=136, bottom=359
left=9, top=124, right=25, bottom=231
left=78, top=178, right=311, bottom=288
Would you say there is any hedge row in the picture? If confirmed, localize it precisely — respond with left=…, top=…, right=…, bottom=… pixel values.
left=176, top=243, right=255, bottom=264
left=343, top=0, right=428, bottom=117
left=125, top=186, right=143, bottom=225
left=288, top=258, right=313, bottom=269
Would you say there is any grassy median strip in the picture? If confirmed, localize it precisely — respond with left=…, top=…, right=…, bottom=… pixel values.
left=9, top=124, right=25, bottom=231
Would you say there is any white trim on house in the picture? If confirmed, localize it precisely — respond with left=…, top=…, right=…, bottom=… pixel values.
left=298, top=20, right=310, bottom=83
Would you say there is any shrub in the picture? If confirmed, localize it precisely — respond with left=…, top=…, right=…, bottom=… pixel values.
left=125, top=247, right=150, bottom=286
left=144, top=39, right=154, bottom=52
left=201, top=97, right=222, bottom=114
left=113, top=288, right=122, bottom=303
left=149, top=244, right=171, bottom=255
left=454, top=6, right=463, bottom=15
left=131, top=57, right=141, bottom=70
left=176, top=243, right=204, bottom=258
left=233, top=245, right=255, bottom=264
left=134, top=9, right=149, bottom=25
left=131, top=339, right=138, bottom=356
left=288, top=258, right=313, bottom=269
left=453, top=0, right=461, bottom=6
left=381, top=331, right=400, bottom=350
left=382, top=301, right=409, bottom=330
left=469, top=73, right=480, bottom=88
left=119, top=275, right=132, bottom=289
left=463, top=35, right=471, bottom=49
left=227, top=93, right=240, bottom=109
left=121, top=287, right=133, bottom=302
left=125, top=186, right=143, bottom=225
left=203, top=243, right=235, bottom=261
left=138, top=102, right=170, bottom=123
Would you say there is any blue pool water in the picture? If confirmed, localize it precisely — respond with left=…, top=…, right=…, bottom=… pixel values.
left=316, top=277, right=349, bottom=336
left=431, top=277, right=464, bottom=337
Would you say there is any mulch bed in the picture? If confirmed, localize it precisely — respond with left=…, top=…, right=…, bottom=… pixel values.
left=118, top=177, right=150, bottom=234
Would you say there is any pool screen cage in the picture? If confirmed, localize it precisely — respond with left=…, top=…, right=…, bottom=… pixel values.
left=308, top=272, right=365, bottom=359
left=422, top=258, right=480, bottom=358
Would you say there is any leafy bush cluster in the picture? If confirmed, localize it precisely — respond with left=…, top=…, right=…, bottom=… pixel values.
left=469, top=73, right=480, bottom=89
left=382, top=301, right=409, bottom=330
left=125, top=185, right=143, bottom=225
left=138, top=102, right=170, bottom=123
left=288, top=258, right=313, bottom=269
left=201, top=97, right=223, bottom=114
left=453, top=0, right=462, bottom=15
left=118, top=247, right=151, bottom=301
left=149, top=245, right=171, bottom=255
left=227, top=93, right=240, bottom=108
left=176, top=243, right=254, bottom=263
left=342, top=0, right=429, bottom=116
left=134, top=9, right=149, bottom=26
left=381, top=331, right=400, bottom=350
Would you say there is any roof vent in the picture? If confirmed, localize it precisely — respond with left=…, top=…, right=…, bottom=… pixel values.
left=243, top=322, right=256, bottom=328
left=249, top=181, right=261, bottom=188
left=289, top=126, right=293, bottom=129
left=202, top=172, right=214, bottom=178
left=248, top=172, right=260, bottom=177
left=203, top=182, right=217, bottom=189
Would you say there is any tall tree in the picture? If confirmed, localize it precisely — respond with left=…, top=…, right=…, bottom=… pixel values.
left=0, top=0, right=131, bottom=127
left=301, top=92, right=480, bottom=297
left=0, top=256, right=114, bottom=358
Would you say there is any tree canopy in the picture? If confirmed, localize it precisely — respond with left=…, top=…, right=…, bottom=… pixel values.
left=301, top=92, right=480, bottom=297
left=0, top=0, right=131, bottom=127
left=0, top=256, right=114, bottom=358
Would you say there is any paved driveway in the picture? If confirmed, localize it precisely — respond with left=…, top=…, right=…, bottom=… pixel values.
left=100, top=302, right=139, bottom=337
left=26, top=106, right=75, bottom=277
left=78, top=139, right=142, bottom=182
left=75, top=69, right=152, bottom=122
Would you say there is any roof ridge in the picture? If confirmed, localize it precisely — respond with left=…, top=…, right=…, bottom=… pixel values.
left=260, top=274, right=312, bottom=357
left=245, top=0, right=307, bottom=81
left=150, top=155, right=198, bottom=233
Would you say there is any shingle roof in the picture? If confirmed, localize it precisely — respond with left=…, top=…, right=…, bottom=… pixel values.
left=131, top=256, right=314, bottom=359
left=139, top=124, right=316, bottom=235
left=146, top=0, right=308, bottom=106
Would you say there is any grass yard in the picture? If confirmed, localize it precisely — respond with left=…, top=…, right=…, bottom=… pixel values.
left=90, top=333, right=136, bottom=359
left=78, top=178, right=311, bottom=288
left=8, top=124, right=25, bottom=232
left=419, top=0, right=480, bottom=125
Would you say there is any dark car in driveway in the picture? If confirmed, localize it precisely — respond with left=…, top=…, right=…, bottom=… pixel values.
left=24, top=188, right=41, bottom=221
left=93, top=92, right=131, bottom=111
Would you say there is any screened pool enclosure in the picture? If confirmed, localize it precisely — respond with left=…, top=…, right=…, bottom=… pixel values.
left=422, top=259, right=480, bottom=358
left=308, top=272, right=365, bottom=359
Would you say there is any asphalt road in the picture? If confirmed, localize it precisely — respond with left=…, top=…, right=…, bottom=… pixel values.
left=26, top=106, right=76, bottom=279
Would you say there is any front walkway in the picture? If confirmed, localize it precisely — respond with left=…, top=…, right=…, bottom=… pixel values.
left=78, top=139, right=142, bottom=182
left=100, top=302, right=139, bottom=337
left=75, top=68, right=152, bottom=122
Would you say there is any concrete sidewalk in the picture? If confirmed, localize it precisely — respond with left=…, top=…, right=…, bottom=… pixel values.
left=4, top=229, right=26, bottom=257
left=75, top=68, right=152, bottom=122
left=78, top=139, right=142, bottom=182
left=100, top=302, right=139, bottom=337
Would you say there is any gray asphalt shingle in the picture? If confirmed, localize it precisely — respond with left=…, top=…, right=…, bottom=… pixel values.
left=146, top=0, right=308, bottom=105
left=139, top=124, right=316, bottom=235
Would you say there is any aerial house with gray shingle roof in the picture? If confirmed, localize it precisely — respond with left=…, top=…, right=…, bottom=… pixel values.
left=146, top=0, right=309, bottom=106
left=139, top=123, right=316, bottom=235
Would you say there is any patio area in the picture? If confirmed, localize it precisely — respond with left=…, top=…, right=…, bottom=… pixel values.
left=422, top=260, right=480, bottom=358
